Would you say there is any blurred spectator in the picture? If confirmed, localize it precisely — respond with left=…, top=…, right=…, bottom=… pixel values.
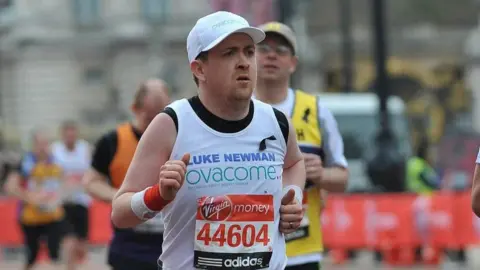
left=4, top=128, right=68, bottom=269
left=407, top=137, right=442, bottom=263
left=406, top=137, right=439, bottom=194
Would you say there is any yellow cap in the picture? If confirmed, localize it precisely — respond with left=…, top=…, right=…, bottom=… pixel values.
left=258, top=21, right=297, bottom=54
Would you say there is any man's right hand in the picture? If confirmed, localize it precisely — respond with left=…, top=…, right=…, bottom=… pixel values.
left=279, top=189, right=304, bottom=234
left=159, top=153, right=190, bottom=201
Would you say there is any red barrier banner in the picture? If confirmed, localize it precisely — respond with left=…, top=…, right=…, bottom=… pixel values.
left=0, top=199, right=22, bottom=246
left=322, top=195, right=366, bottom=248
left=322, top=192, right=480, bottom=249
left=88, top=201, right=113, bottom=245
left=0, top=192, right=479, bottom=250
left=0, top=199, right=113, bottom=247
left=453, top=192, right=480, bottom=248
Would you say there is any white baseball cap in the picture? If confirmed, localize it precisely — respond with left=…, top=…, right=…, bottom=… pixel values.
left=186, top=11, right=266, bottom=63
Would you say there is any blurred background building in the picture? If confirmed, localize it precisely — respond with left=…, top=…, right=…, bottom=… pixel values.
left=0, top=0, right=478, bottom=189
left=0, top=0, right=211, bottom=147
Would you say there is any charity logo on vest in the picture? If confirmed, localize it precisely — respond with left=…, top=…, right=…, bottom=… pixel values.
left=296, top=129, right=305, bottom=141
left=302, top=108, right=311, bottom=123
left=185, top=152, right=282, bottom=189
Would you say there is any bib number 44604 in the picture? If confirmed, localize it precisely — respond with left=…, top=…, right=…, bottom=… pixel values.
left=197, top=223, right=269, bottom=248
left=194, top=194, right=275, bottom=270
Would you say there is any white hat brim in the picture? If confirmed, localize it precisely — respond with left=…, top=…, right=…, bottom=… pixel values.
left=202, top=26, right=265, bottom=52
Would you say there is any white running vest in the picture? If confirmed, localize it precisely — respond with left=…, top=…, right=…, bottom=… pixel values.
left=159, top=99, right=288, bottom=270
left=51, top=140, right=91, bottom=206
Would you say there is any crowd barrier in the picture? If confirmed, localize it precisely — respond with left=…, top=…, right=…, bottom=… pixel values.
left=0, top=199, right=113, bottom=247
left=0, top=192, right=478, bottom=250
left=322, top=192, right=478, bottom=250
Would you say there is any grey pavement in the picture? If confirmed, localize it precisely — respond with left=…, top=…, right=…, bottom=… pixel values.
left=1, top=247, right=479, bottom=269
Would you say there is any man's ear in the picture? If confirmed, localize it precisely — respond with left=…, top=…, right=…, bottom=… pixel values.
left=289, top=56, right=298, bottom=74
left=130, top=103, right=137, bottom=114
left=191, top=60, right=206, bottom=83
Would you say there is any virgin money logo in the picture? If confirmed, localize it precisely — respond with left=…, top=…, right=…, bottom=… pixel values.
left=200, top=196, right=233, bottom=221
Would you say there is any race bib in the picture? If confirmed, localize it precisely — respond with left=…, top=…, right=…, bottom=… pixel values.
left=285, top=190, right=309, bottom=242
left=133, top=213, right=165, bottom=233
left=194, top=194, right=274, bottom=270
left=39, top=178, right=62, bottom=212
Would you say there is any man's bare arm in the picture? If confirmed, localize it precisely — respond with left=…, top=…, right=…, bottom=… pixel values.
left=319, top=188, right=328, bottom=211
left=279, top=119, right=306, bottom=232
left=472, top=164, right=480, bottom=217
left=282, top=119, right=306, bottom=190
left=111, top=113, right=177, bottom=228
left=4, top=172, right=31, bottom=203
left=320, top=167, right=348, bottom=192
left=312, top=105, right=348, bottom=192
left=82, top=169, right=117, bottom=203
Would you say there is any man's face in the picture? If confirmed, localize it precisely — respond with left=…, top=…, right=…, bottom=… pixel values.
left=137, top=92, right=170, bottom=127
left=33, top=133, right=51, bottom=157
left=62, top=126, right=78, bottom=146
left=256, top=34, right=297, bottom=82
left=197, top=33, right=257, bottom=102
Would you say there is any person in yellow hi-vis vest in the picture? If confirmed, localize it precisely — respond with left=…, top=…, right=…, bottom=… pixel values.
left=407, top=140, right=438, bottom=195
left=254, top=22, right=349, bottom=270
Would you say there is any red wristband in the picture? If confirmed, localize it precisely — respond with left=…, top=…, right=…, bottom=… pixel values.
left=144, top=184, right=171, bottom=211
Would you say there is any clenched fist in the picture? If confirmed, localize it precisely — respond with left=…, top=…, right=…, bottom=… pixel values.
left=159, top=153, right=190, bottom=200
left=279, top=189, right=304, bottom=234
left=303, top=153, right=323, bottom=181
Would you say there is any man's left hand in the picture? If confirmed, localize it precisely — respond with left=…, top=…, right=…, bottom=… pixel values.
left=304, top=153, right=323, bottom=182
left=279, top=189, right=304, bottom=234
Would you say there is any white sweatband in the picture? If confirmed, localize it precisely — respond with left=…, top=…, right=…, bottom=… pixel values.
left=477, top=147, right=480, bottom=164
left=131, top=188, right=160, bottom=221
left=282, top=185, right=303, bottom=204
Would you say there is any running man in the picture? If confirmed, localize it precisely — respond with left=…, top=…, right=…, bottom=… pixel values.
left=254, top=22, right=349, bottom=270
left=471, top=148, right=480, bottom=217
left=111, top=11, right=306, bottom=270
left=51, top=120, right=92, bottom=269
left=5, top=129, right=68, bottom=270
left=83, top=79, right=170, bottom=270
